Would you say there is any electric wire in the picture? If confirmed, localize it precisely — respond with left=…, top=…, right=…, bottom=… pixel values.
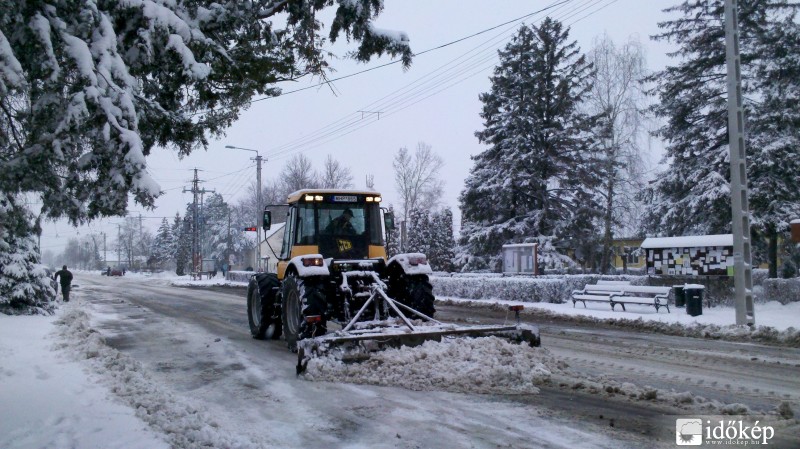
left=191, top=0, right=574, bottom=119
left=264, top=0, right=616, bottom=160
left=263, top=0, right=583, bottom=158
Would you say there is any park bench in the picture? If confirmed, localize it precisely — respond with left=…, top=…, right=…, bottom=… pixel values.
left=596, top=280, right=632, bottom=286
left=191, top=271, right=216, bottom=280
left=571, top=283, right=671, bottom=313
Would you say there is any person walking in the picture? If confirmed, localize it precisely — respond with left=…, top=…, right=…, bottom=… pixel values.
left=53, top=265, right=73, bottom=302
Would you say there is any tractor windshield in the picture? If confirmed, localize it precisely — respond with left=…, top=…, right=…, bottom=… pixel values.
left=305, top=202, right=382, bottom=259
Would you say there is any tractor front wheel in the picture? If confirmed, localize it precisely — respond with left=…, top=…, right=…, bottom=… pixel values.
left=248, top=273, right=282, bottom=340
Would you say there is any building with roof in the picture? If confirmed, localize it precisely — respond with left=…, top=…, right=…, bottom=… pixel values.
left=641, top=234, right=734, bottom=276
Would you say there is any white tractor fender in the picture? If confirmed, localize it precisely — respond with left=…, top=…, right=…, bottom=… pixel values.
left=288, top=254, right=331, bottom=277
left=387, top=253, right=433, bottom=275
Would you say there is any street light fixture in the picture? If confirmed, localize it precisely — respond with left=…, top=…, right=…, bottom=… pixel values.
left=225, top=145, right=265, bottom=271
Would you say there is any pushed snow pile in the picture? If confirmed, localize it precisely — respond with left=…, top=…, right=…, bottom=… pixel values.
left=53, top=304, right=251, bottom=449
left=303, top=336, right=558, bottom=394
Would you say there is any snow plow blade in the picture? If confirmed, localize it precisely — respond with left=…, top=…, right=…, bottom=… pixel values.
left=296, top=319, right=540, bottom=375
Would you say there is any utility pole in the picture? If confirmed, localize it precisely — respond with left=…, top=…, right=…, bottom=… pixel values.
left=183, top=169, right=215, bottom=273
left=184, top=169, right=200, bottom=273
left=225, top=145, right=265, bottom=271
left=116, top=223, right=121, bottom=268
left=724, top=0, right=755, bottom=326
left=227, top=206, right=232, bottom=265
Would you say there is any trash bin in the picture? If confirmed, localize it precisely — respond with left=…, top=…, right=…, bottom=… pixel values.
left=684, top=284, right=705, bottom=317
left=673, top=285, right=686, bottom=308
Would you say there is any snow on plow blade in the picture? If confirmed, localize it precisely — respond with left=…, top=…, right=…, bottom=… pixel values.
left=296, top=316, right=541, bottom=375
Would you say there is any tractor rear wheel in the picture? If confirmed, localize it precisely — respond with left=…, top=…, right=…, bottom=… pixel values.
left=247, top=274, right=281, bottom=340
left=281, top=275, right=328, bottom=351
left=391, top=274, right=436, bottom=319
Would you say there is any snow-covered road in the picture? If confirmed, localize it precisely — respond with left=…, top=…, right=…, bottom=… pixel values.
left=7, top=272, right=798, bottom=448
left=67, top=273, right=645, bottom=448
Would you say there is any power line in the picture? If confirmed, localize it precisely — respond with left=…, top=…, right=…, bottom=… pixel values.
left=263, top=0, right=616, bottom=160
left=263, top=0, right=583, bottom=159
left=191, top=0, right=574, bottom=119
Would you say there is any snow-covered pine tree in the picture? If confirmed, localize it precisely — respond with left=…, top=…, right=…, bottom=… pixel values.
left=642, top=0, right=800, bottom=277
left=170, top=212, right=182, bottom=264
left=748, top=17, right=800, bottom=277
left=150, top=218, right=173, bottom=270
left=0, top=0, right=412, bottom=311
left=384, top=205, right=401, bottom=258
left=406, top=208, right=432, bottom=259
left=200, top=193, right=229, bottom=260
left=459, top=19, right=599, bottom=271
left=0, top=193, right=54, bottom=314
left=174, top=210, right=194, bottom=276
left=429, top=208, right=456, bottom=272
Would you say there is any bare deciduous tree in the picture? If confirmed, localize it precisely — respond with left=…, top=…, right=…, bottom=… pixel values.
left=586, top=33, right=649, bottom=273
left=393, top=142, right=445, bottom=224
left=280, top=154, right=320, bottom=193
left=320, top=154, right=354, bottom=189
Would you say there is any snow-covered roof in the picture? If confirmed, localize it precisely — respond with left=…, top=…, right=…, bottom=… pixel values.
left=791, top=219, right=800, bottom=225
left=286, top=188, right=380, bottom=202
left=641, top=234, right=733, bottom=249
left=502, top=243, right=538, bottom=249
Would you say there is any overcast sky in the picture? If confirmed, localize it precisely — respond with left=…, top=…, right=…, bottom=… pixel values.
left=40, top=0, right=678, bottom=259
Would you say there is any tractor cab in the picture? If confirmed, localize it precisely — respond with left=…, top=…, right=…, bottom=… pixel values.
left=263, top=189, right=394, bottom=279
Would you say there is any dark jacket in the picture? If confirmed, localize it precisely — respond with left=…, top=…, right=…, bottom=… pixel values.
left=54, top=269, right=73, bottom=287
left=326, top=216, right=356, bottom=235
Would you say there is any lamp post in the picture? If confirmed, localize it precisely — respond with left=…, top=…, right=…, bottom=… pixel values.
left=225, top=145, right=265, bottom=271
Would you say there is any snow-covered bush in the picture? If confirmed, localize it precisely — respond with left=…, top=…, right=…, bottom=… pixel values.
left=762, top=278, right=800, bottom=305
left=431, top=274, right=644, bottom=303
left=0, top=194, right=55, bottom=315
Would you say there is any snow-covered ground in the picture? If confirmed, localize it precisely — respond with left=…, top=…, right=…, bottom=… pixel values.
left=0, top=313, right=169, bottom=449
left=440, top=296, right=800, bottom=332
left=3, top=270, right=797, bottom=448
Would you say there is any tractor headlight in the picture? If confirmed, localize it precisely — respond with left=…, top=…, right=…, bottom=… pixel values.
left=302, top=257, right=324, bottom=267
left=408, top=255, right=427, bottom=266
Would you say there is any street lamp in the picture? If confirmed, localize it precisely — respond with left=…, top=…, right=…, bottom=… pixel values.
left=225, top=145, right=265, bottom=271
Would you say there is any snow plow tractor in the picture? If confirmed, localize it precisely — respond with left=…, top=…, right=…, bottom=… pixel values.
left=246, top=189, right=540, bottom=374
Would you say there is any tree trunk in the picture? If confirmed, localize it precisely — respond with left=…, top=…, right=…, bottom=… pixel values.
left=600, top=175, right=615, bottom=274
left=768, top=226, right=778, bottom=278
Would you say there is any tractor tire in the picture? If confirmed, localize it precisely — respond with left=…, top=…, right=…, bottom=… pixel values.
left=281, top=274, right=328, bottom=351
left=247, top=273, right=282, bottom=340
left=391, top=274, right=436, bottom=319
left=389, top=274, right=436, bottom=319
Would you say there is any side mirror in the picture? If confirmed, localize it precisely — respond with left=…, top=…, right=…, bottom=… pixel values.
left=383, top=211, right=395, bottom=231
left=263, top=210, right=272, bottom=230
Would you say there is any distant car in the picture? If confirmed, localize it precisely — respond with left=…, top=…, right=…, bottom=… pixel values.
left=101, top=268, right=124, bottom=276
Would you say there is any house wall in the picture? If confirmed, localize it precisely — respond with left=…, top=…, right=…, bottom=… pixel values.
left=611, top=239, right=645, bottom=269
